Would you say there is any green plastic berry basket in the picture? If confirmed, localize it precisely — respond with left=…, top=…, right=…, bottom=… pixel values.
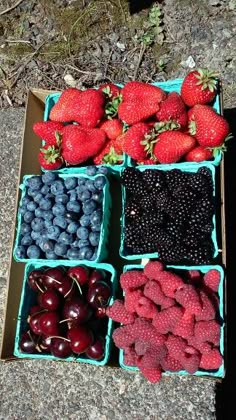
left=126, top=78, right=222, bottom=168
left=13, top=173, right=111, bottom=264
left=119, top=162, right=219, bottom=262
left=119, top=263, right=225, bottom=378
left=14, top=261, right=117, bottom=365
left=43, top=84, right=127, bottom=174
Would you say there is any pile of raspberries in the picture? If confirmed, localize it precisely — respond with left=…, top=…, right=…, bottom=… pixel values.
left=106, top=261, right=223, bottom=383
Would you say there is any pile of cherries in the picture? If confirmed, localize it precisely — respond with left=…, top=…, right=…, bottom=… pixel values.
left=19, top=265, right=112, bottom=361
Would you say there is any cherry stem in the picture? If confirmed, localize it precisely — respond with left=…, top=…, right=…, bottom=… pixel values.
left=27, top=309, right=47, bottom=322
left=64, top=279, right=75, bottom=298
left=43, top=275, right=62, bottom=285
left=47, top=335, right=71, bottom=342
left=35, top=280, right=45, bottom=294
left=70, top=276, right=82, bottom=295
left=59, top=318, right=71, bottom=324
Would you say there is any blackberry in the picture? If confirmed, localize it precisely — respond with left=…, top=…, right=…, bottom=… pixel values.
left=183, top=228, right=210, bottom=247
left=187, top=173, right=213, bottom=197
left=200, top=222, right=214, bottom=234
left=188, top=207, right=212, bottom=230
left=152, top=227, right=175, bottom=249
left=197, top=167, right=213, bottom=191
left=125, top=198, right=141, bottom=220
left=165, top=169, right=189, bottom=193
left=153, top=190, right=169, bottom=210
left=139, top=194, right=156, bottom=210
left=140, top=211, right=165, bottom=226
left=157, top=244, right=185, bottom=264
left=142, top=169, right=165, bottom=191
left=197, top=197, right=215, bottom=217
left=166, top=222, right=184, bottom=242
left=121, top=167, right=146, bottom=196
left=184, top=242, right=214, bottom=264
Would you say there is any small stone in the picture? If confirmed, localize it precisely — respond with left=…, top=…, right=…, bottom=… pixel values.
left=116, top=42, right=126, bottom=51
left=181, top=56, right=196, bottom=69
left=64, top=74, right=77, bottom=87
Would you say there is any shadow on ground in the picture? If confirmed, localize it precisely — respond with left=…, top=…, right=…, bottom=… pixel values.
left=216, top=108, right=236, bottom=419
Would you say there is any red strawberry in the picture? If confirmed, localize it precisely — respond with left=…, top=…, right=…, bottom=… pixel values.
left=161, top=354, right=183, bottom=372
left=153, top=131, right=196, bottom=164
left=156, top=92, right=188, bottom=128
left=38, top=145, right=63, bottom=170
left=185, top=146, right=213, bottom=162
left=135, top=296, right=159, bottom=319
left=203, top=269, right=221, bottom=292
left=175, top=285, right=202, bottom=315
left=172, top=310, right=195, bottom=339
left=50, top=88, right=105, bottom=128
left=188, top=108, right=195, bottom=123
left=190, top=104, right=230, bottom=147
left=118, top=81, right=166, bottom=125
left=152, top=306, right=184, bottom=334
left=194, top=320, right=220, bottom=346
left=181, top=69, right=218, bottom=107
left=120, top=270, right=148, bottom=290
left=137, top=363, right=162, bottom=383
left=137, top=158, right=156, bottom=165
left=199, top=348, right=223, bottom=370
left=106, top=300, right=136, bottom=325
left=33, top=121, right=64, bottom=146
left=99, top=119, right=123, bottom=140
left=93, top=140, right=123, bottom=165
left=61, top=125, right=106, bottom=165
left=93, top=141, right=112, bottom=165
left=125, top=289, right=143, bottom=313
left=99, top=83, right=120, bottom=99
left=123, top=122, right=150, bottom=161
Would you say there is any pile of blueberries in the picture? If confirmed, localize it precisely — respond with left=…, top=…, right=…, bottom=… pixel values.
left=14, top=168, right=107, bottom=260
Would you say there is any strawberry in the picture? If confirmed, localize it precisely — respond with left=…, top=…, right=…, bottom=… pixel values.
left=99, top=119, right=123, bottom=140
left=156, top=92, right=188, bottom=128
left=123, top=122, right=150, bottom=161
left=61, top=125, right=106, bottom=165
left=190, top=104, right=230, bottom=147
left=152, top=131, right=196, bottom=164
left=181, top=69, right=218, bottom=107
left=137, top=158, right=156, bottom=165
left=99, top=83, right=121, bottom=99
left=118, top=81, right=166, bottom=125
left=33, top=121, right=64, bottom=146
left=185, top=146, right=213, bottom=162
left=38, top=145, right=63, bottom=170
left=93, top=140, right=123, bottom=165
left=50, top=88, right=105, bottom=128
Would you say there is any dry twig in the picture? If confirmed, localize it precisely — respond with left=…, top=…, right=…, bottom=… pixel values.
left=0, top=0, right=25, bottom=16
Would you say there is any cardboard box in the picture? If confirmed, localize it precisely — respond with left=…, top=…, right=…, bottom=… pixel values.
left=0, top=86, right=227, bottom=380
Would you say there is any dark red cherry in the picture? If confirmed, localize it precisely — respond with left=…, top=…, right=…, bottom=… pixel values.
left=95, top=307, right=107, bottom=318
left=38, top=289, right=61, bottom=311
left=29, top=305, right=42, bottom=316
left=50, top=338, right=72, bottom=358
left=27, top=270, right=45, bottom=292
left=54, top=276, right=76, bottom=299
left=85, top=336, right=105, bottom=360
left=68, top=266, right=89, bottom=285
left=38, top=311, right=60, bottom=336
left=63, top=297, right=92, bottom=324
left=19, top=331, right=37, bottom=353
left=39, top=335, right=52, bottom=352
left=67, top=326, right=93, bottom=354
left=28, top=312, right=43, bottom=335
left=42, top=267, right=65, bottom=289
left=88, top=269, right=105, bottom=287
left=87, top=281, right=111, bottom=309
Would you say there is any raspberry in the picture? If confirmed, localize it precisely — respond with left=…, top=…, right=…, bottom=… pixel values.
left=137, top=362, right=162, bottom=383
left=195, top=290, right=216, bottom=321
left=175, top=285, right=202, bottom=315
left=134, top=340, right=151, bottom=356
left=112, top=325, right=134, bottom=349
left=144, top=261, right=164, bottom=279
left=194, top=320, right=220, bottom=346
left=125, top=289, right=143, bottom=313
left=166, top=334, right=187, bottom=359
left=135, top=296, right=159, bottom=319
left=138, top=345, right=167, bottom=368
left=144, top=280, right=175, bottom=308
left=200, top=348, right=223, bottom=370
left=172, top=310, right=195, bottom=339
left=123, top=346, right=138, bottom=366
left=120, top=270, right=148, bottom=291
left=106, top=300, right=136, bottom=325
left=203, top=269, right=221, bottom=292
left=152, top=306, right=184, bottom=334
left=180, top=353, right=200, bottom=374
left=154, top=271, right=184, bottom=298
left=161, top=354, right=183, bottom=372
left=187, top=270, right=202, bottom=286
left=131, top=318, right=166, bottom=347
left=187, top=336, right=212, bottom=354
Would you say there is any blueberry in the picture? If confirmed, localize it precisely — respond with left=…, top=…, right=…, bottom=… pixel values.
left=76, top=185, right=86, bottom=194
left=82, top=200, right=97, bottom=215
left=45, top=193, right=55, bottom=200
left=27, top=245, right=41, bottom=259
left=64, top=177, right=77, bottom=190
left=94, top=175, right=106, bottom=190
left=85, top=180, right=97, bottom=193
left=27, top=189, right=39, bottom=199
left=44, top=219, right=53, bottom=229
left=26, top=176, right=43, bottom=191
left=65, top=211, right=80, bottom=223
left=22, top=195, right=31, bottom=206
left=69, top=191, right=77, bottom=201
left=41, top=185, right=50, bottom=195
left=38, top=239, right=54, bottom=253
left=52, top=203, right=66, bottom=217
left=86, top=166, right=97, bottom=176
left=58, top=232, right=74, bottom=245
left=89, top=232, right=100, bottom=246
left=91, top=209, right=103, bottom=225
left=19, top=206, right=28, bottom=216
left=54, top=243, right=68, bottom=257
left=53, top=216, right=67, bottom=230
left=80, top=190, right=91, bottom=201
left=41, top=229, right=49, bottom=240
left=15, top=245, right=27, bottom=259
left=67, top=248, right=81, bottom=259
left=79, top=215, right=91, bottom=227
left=98, top=166, right=109, bottom=175
left=42, top=172, right=58, bottom=184
left=77, top=178, right=86, bottom=186
left=42, top=211, right=54, bottom=221
left=91, top=192, right=103, bottom=203
left=31, top=230, right=40, bottom=241
left=78, top=246, right=93, bottom=260
left=78, top=239, right=90, bottom=248
left=39, top=198, right=53, bottom=211
left=51, top=180, right=65, bottom=195
left=27, top=201, right=37, bottom=212
left=91, top=248, right=98, bottom=261
left=91, top=223, right=101, bottom=232
left=55, top=194, right=69, bottom=204
left=46, top=250, right=58, bottom=259
left=77, top=227, right=89, bottom=240
left=71, top=240, right=81, bottom=248
left=23, top=211, right=34, bottom=223
left=67, top=201, right=81, bottom=213
left=31, top=218, right=45, bottom=232
left=67, top=221, right=79, bottom=234
left=35, top=208, right=45, bottom=218
left=34, top=193, right=43, bottom=204
left=47, top=225, right=61, bottom=240
left=21, top=234, right=33, bottom=246
left=20, top=223, right=31, bottom=235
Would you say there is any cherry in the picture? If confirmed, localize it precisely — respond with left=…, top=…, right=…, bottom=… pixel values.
left=19, top=331, right=37, bottom=353
left=39, top=335, right=52, bottom=351
left=38, top=289, right=61, bottom=311
left=67, top=326, right=93, bottom=354
left=88, top=269, right=105, bottom=287
left=42, top=267, right=65, bottom=289
left=85, top=336, right=105, bottom=360
left=27, top=270, right=45, bottom=292
left=95, top=307, right=107, bottom=318
left=54, top=276, right=76, bottom=299
left=28, top=312, right=43, bottom=335
left=50, top=338, right=72, bottom=358
left=39, top=311, right=60, bottom=336
left=29, top=305, right=42, bottom=316
left=63, top=297, right=92, bottom=324
left=87, top=281, right=111, bottom=309
left=68, top=266, right=89, bottom=286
